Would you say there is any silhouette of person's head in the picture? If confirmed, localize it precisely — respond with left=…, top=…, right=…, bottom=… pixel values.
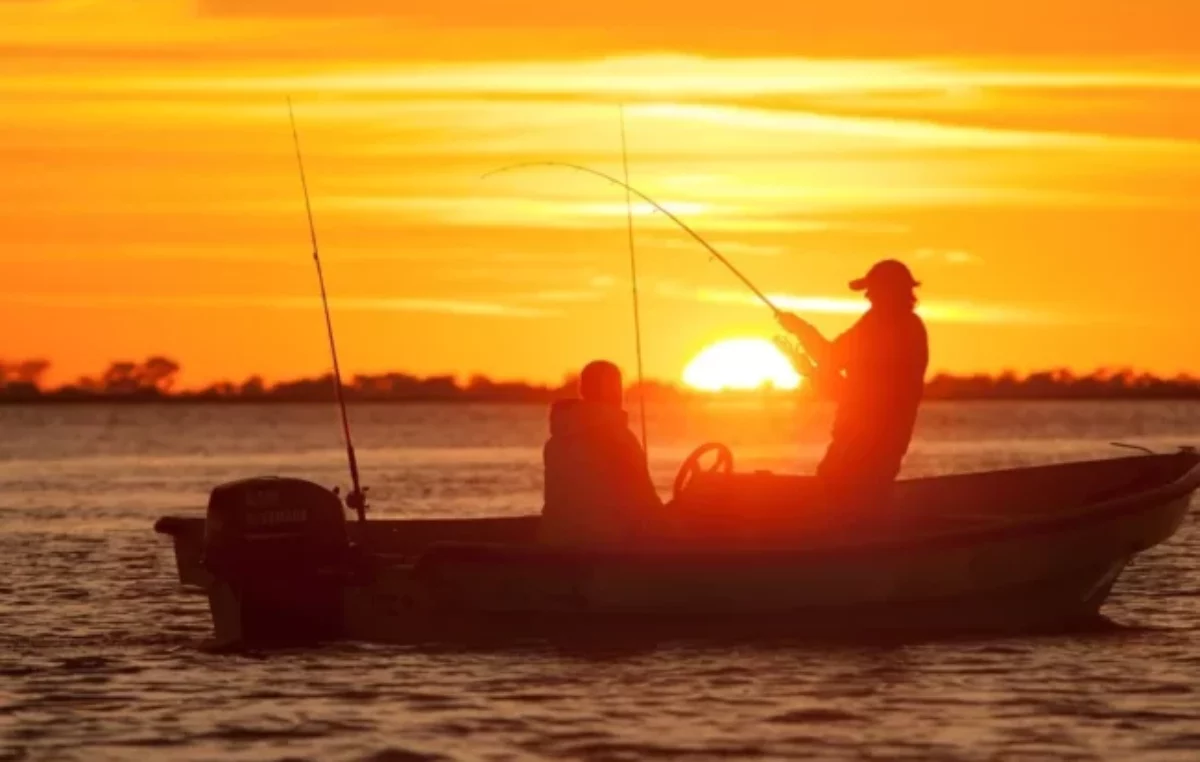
left=580, top=360, right=624, bottom=407
left=849, top=259, right=920, bottom=311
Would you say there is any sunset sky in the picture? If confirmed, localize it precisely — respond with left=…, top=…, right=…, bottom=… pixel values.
left=2, top=1, right=1199, bottom=388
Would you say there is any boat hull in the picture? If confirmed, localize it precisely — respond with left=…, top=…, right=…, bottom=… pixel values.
left=155, top=452, right=1200, bottom=648
left=340, top=558, right=1133, bottom=646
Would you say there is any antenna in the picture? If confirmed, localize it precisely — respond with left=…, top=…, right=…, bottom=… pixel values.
left=619, top=105, right=649, bottom=461
left=287, top=97, right=367, bottom=521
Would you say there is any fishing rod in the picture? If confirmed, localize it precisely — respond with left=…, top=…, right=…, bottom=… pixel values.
left=480, top=161, right=783, bottom=318
left=480, top=160, right=822, bottom=384
left=618, top=105, right=649, bottom=460
left=287, top=97, right=367, bottom=521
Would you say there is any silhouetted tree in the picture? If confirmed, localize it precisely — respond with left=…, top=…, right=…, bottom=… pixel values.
left=467, top=375, right=493, bottom=395
left=141, top=356, right=181, bottom=393
left=1, top=360, right=45, bottom=387
left=240, top=376, right=265, bottom=397
left=419, top=375, right=460, bottom=399
left=101, top=362, right=141, bottom=394
left=200, top=381, right=238, bottom=398
left=72, top=375, right=102, bottom=393
left=95, top=357, right=180, bottom=395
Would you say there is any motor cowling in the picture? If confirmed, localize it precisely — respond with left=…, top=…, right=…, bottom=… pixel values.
left=202, top=476, right=352, bottom=647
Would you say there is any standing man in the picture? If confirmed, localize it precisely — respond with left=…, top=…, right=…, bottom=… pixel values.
left=777, top=259, right=929, bottom=509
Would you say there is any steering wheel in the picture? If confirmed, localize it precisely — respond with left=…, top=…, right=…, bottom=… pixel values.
left=673, top=442, right=734, bottom=501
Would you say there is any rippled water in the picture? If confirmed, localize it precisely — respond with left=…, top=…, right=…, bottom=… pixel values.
left=2, top=401, right=1199, bottom=761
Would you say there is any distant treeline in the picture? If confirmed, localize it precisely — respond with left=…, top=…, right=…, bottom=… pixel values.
left=2, top=357, right=1200, bottom=403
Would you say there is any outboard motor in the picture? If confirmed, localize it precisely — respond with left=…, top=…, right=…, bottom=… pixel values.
left=202, top=476, right=352, bottom=648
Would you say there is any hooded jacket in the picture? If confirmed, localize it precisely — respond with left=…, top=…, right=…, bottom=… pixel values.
left=541, top=398, right=661, bottom=548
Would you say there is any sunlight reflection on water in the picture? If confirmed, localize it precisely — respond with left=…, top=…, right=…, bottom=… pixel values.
left=1, top=401, right=1198, bottom=761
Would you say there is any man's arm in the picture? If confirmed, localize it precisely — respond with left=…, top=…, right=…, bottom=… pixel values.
left=777, top=312, right=854, bottom=399
left=777, top=312, right=835, bottom=367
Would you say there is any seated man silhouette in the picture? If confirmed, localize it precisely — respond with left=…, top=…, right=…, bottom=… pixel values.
left=540, top=360, right=662, bottom=549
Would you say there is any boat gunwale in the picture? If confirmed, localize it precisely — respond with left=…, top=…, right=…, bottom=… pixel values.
left=154, top=453, right=1200, bottom=564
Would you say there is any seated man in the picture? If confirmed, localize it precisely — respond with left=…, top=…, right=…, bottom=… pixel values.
left=540, top=360, right=662, bottom=549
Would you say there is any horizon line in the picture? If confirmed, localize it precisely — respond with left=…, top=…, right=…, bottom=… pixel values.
left=4, top=356, right=1200, bottom=397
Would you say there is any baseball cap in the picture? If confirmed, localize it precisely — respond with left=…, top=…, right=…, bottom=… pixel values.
left=849, top=259, right=921, bottom=292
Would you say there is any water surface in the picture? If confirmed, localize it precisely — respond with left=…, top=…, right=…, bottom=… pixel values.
left=2, top=401, right=1198, bottom=761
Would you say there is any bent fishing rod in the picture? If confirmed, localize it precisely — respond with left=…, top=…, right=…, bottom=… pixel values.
left=480, top=161, right=784, bottom=318
left=287, top=97, right=368, bottom=521
left=481, top=160, right=819, bottom=384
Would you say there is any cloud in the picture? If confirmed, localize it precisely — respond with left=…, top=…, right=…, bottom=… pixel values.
left=649, top=237, right=787, bottom=258
left=633, top=102, right=1187, bottom=152
left=915, top=248, right=984, bottom=265
left=507, top=272, right=621, bottom=303
left=655, top=283, right=1069, bottom=324
left=116, top=56, right=1200, bottom=102
left=519, top=290, right=605, bottom=303
left=189, top=3, right=1200, bottom=60
left=2, top=292, right=554, bottom=318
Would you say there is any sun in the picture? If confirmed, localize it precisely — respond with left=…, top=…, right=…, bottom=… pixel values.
left=682, top=338, right=802, bottom=392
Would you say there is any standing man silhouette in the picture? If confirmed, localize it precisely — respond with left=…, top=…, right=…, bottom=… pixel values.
left=777, top=260, right=929, bottom=510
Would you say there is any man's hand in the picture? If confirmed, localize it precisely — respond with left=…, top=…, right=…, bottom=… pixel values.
left=776, top=311, right=812, bottom=338
left=776, top=311, right=832, bottom=367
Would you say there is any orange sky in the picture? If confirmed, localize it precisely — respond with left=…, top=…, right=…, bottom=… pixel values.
left=2, top=1, right=1199, bottom=387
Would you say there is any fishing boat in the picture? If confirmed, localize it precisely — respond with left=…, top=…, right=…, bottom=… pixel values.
left=159, top=117, right=1197, bottom=649
left=154, top=443, right=1200, bottom=650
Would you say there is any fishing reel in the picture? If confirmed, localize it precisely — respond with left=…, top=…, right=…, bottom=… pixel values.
left=773, top=335, right=845, bottom=399
left=332, top=485, right=369, bottom=514
left=772, top=335, right=816, bottom=378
